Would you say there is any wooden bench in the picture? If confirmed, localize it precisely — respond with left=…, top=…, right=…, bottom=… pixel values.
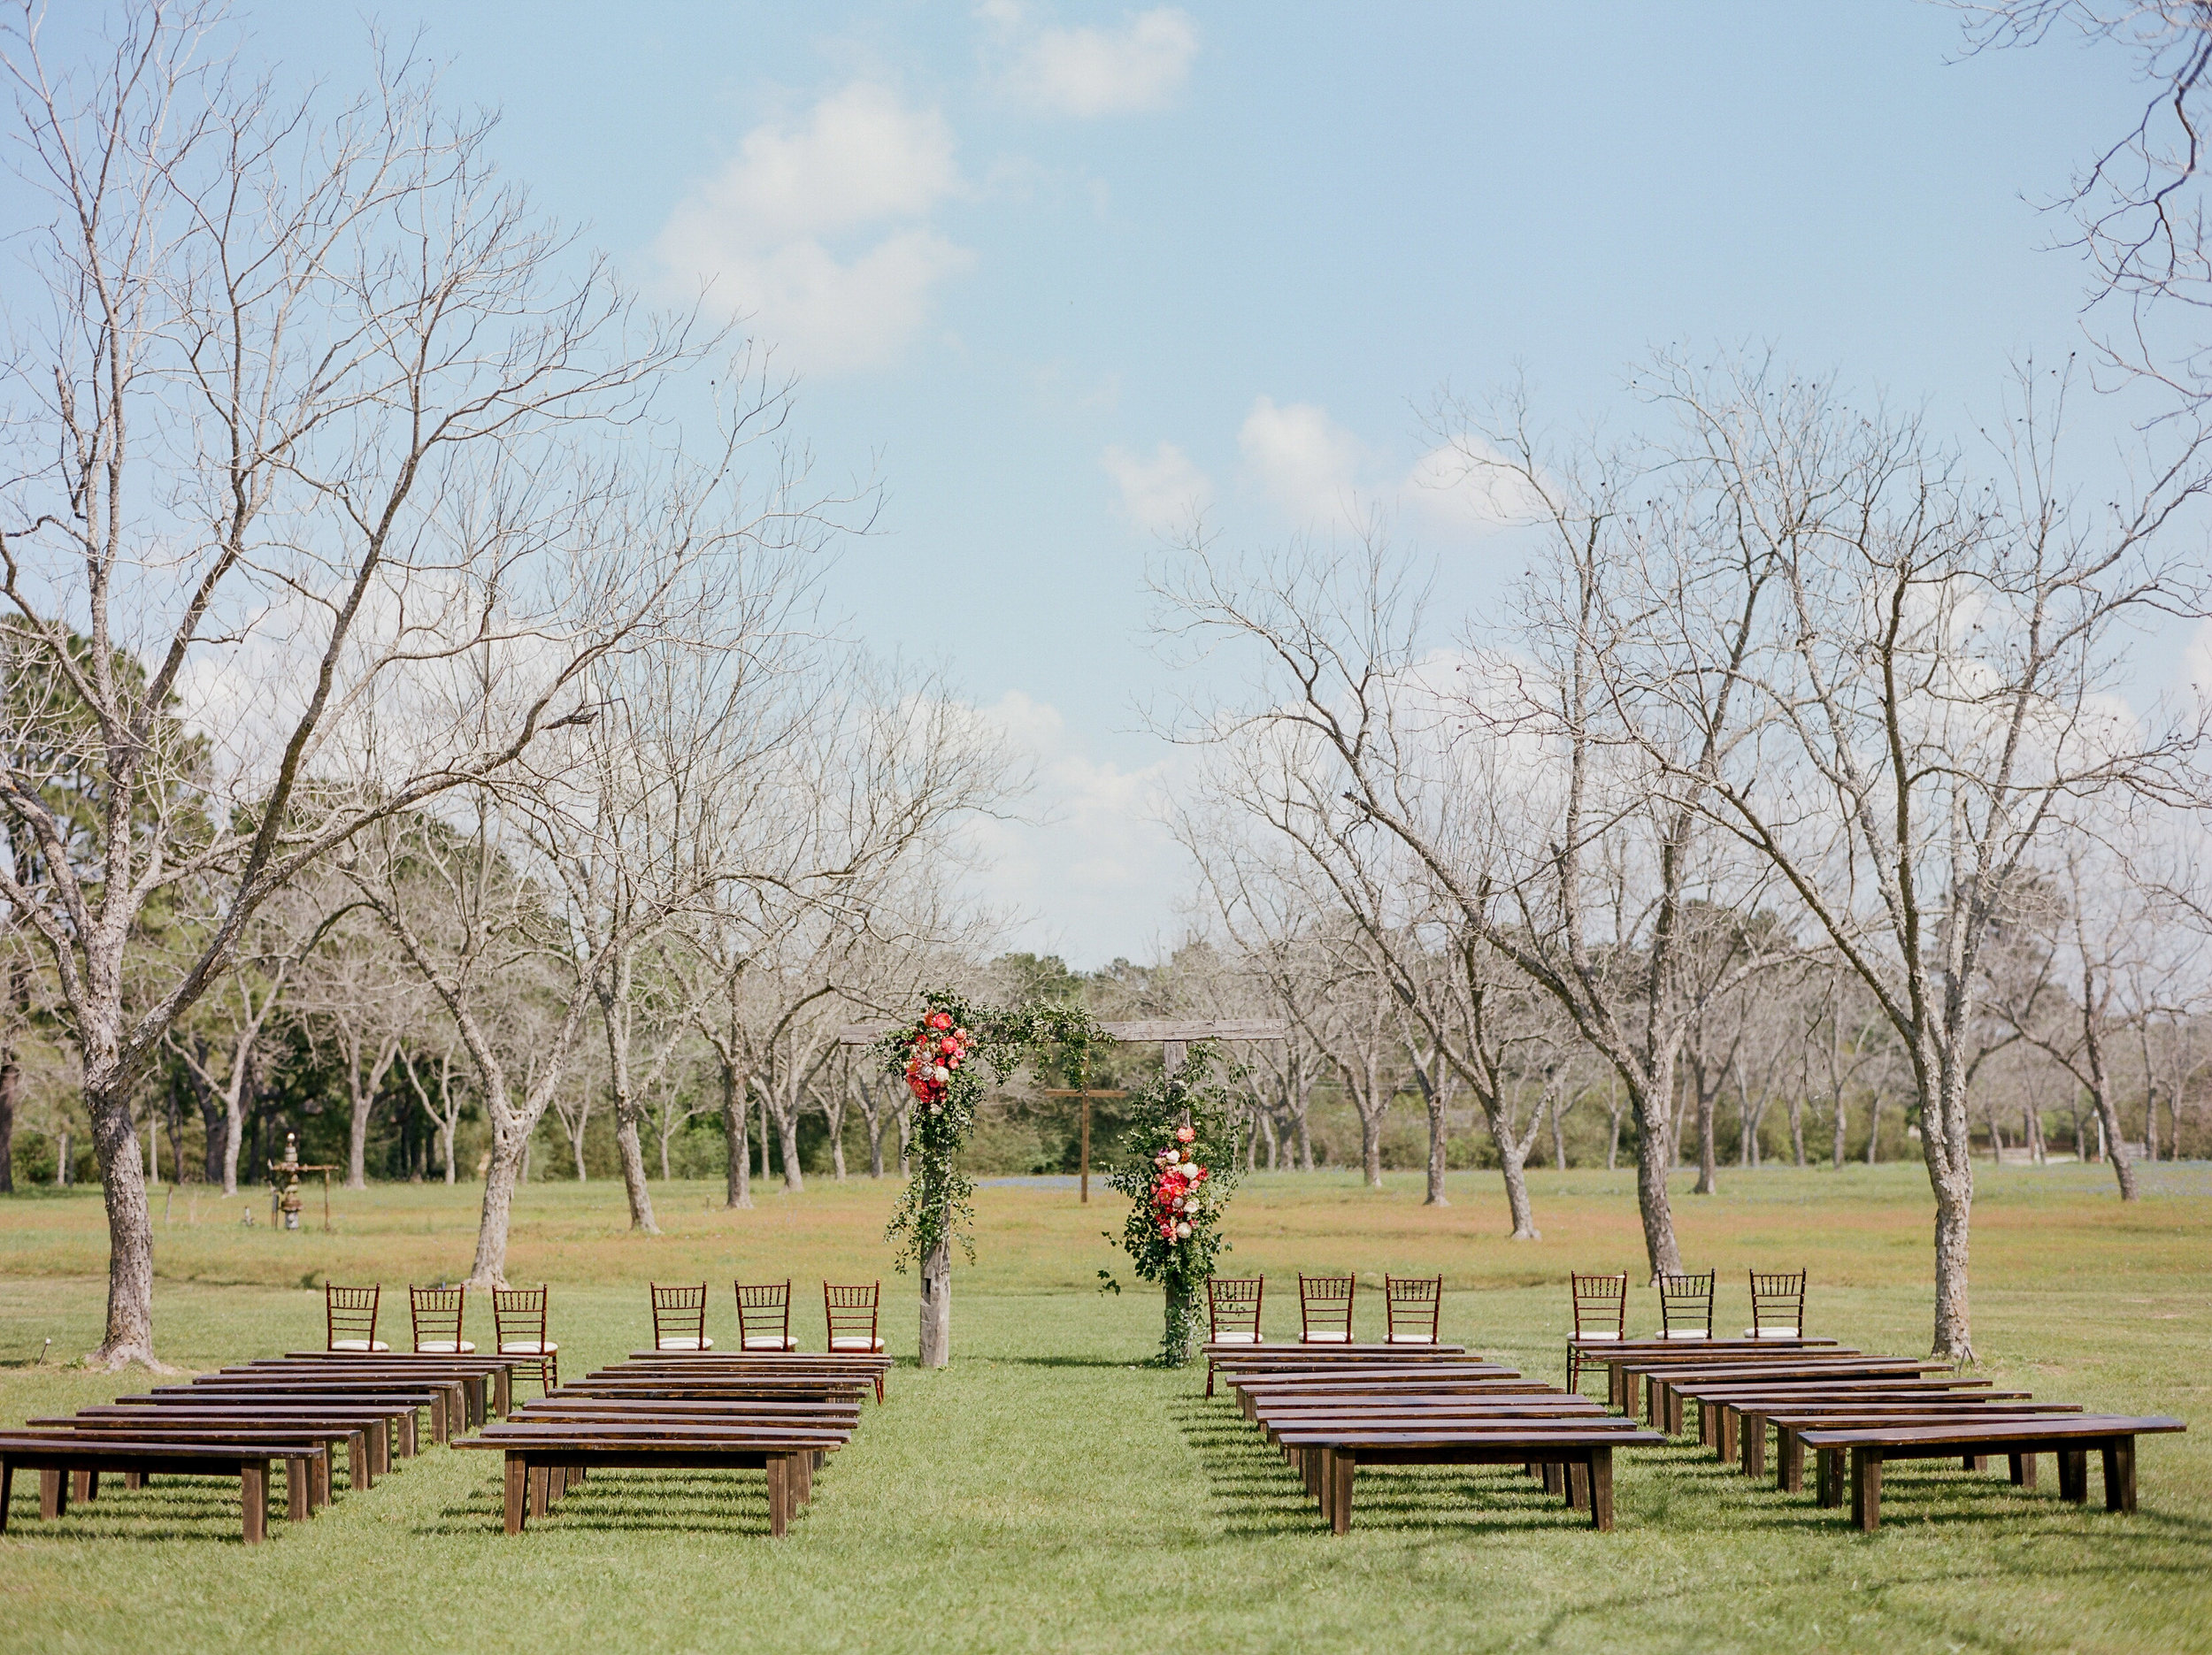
left=455, top=1421, right=849, bottom=1536
left=0, top=1435, right=322, bottom=1544
left=1576, top=1339, right=1842, bottom=1409
left=147, top=1381, right=446, bottom=1444
left=26, top=1416, right=361, bottom=1510
left=1271, top=1424, right=1669, bottom=1532
left=105, top=1398, right=405, bottom=1471
left=1635, top=1357, right=1947, bottom=1436
left=1761, top=1405, right=2081, bottom=1494
left=1796, top=1415, right=2187, bottom=1529
left=266, top=1352, right=516, bottom=1421
left=1202, top=1342, right=1469, bottom=1396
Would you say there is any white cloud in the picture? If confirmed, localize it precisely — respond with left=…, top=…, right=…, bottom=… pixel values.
left=957, top=690, right=1193, bottom=965
left=1406, top=439, right=1551, bottom=532
left=1239, top=395, right=1366, bottom=528
left=1102, top=441, right=1211, bottom=533
left=992, top=6, right=1199, bottom=118
left=653, top=84, right=972, bottom=372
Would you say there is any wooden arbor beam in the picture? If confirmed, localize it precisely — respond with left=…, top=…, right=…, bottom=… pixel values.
left=835, top=1017, right=1288, bottom=1201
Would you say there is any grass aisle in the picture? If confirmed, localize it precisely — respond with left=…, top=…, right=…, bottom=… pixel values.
left=2, top=1169, right=2210, bottom=1651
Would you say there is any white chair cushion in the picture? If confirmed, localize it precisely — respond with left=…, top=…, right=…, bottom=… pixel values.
left=1743, top=1326, right=1799, bottom=1339
left=1302, top=1330, right=1352, bottom=1343
left=828, top=1337, right=887, bottom=1352
left=415, top=1340, right=474, bottom=1353
left=1573, top=1330, right=1622, bottom=1342
left=330, top=1339, right=388, bottom=1352
left=1657, top=1329, right=1709, bottom=1341
left=1210, top=1330, right=1260, bottom=1344
left=1386, top=1332, right=1436, bottom=1343
left=742, top=1335, right=800, bottom=1351
left=657, top=1336, right=713, bottom=1350
left=498, top=1340, right=557, bottom=1354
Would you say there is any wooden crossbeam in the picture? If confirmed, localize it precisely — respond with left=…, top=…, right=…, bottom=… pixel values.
left=835, top=1018, right=1287, bottom=1046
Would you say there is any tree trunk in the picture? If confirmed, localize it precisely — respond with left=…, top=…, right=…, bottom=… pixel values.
left=345, top=1065, right=373, bottom=1191
left=775, top=1107, right=804, bottom=1192
left=2082, top=1004, right=2139, bottom=1201
left=1789, top=1094, right=1805, bottom=1167
left=1629, top=1075, right=1682, bottom=1278
left=466, top=1115, right=526, bottom=1288
left=1693, top=1069, right=1718, bottom=1195
left=659, top=1130, right=672, bottom=1181
left=84, top=1063, right=164, bottom=1368
left=1928, top=1167, right=1974, bottom=1361
left=1496, top=1132, right=1540, bottom=1240
left=722, top=1063, right=751, bottom=1208
left=918, top=1234, right=950, bottom=1368
left=1412, top=1060, right=1449, bottom=1206
left=1357, top=1102, right=1383, bottom=1188
left=0, top=1049, right=18, bottom=1194
left=220, top=1060, right=247, bottom=1197
left=1865, top=1095, right=1881, bottom=1165
left=829, top=1110, right=848, bottom=1181
left=614, top=1112, right=658, bottom=1233
left=866, top=1113, right=886, bottom=1178
left=1296, top=1107, right=1313, bottom=1171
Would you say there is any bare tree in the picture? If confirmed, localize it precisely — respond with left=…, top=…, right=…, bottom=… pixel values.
left=1592, top=351, right=2208, bottom=1358
left=0, top=4, right=745, bottom=1364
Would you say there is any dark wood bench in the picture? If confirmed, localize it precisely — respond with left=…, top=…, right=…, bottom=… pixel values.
left=179, top=1374, right=465, bottom=1440
left=1202, top=1342, right=1471, bottom=1395
left=455, top=1421, right=849, bottom=1536
left=147, top=1381, right=445, bottom=1444
left=105, top=1398, right=405, bottom=1471
left=1796, top=1414, right=2187, bottom=1529
left=27, top=1416, right=361, bottom=1510
left=0, top=1434, right=323, bottom=1544
left=1578, top=1339, right=1844, bottom=1410
left=1636, top=1358, right=1947, bottom=1435
left=1271, top=1424, right=1669, bottom=1532
left=265, top=1353, right=516, bottom=1421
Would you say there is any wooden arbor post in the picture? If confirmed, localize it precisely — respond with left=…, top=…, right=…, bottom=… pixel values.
left=835, top=1015, right=1286, bottom=1363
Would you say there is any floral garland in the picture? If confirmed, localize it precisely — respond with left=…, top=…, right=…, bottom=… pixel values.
left=1101, top=1043, right=1243, bottom=1366
left=879, top=991, right=1099, bottom=1276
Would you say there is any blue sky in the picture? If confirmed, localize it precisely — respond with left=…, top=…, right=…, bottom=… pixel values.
left=205, top=6, right=2190, bottom=959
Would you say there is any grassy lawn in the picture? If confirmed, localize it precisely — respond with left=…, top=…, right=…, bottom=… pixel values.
left=1, top=1163, right=2208, bottom=1653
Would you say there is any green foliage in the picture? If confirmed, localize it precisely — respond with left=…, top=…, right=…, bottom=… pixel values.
left=1099, top=1042, right=1244, bottom=1364
left=878, top=990, right=1100, bottom=1272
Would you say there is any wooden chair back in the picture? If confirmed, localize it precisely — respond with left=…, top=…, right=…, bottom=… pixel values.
left=650, top=1282, right=713, bottom=1351
left=736, top=1280, right=798, bottom=1352
left=409, top=1284, right=472, bottom=1353
left=1207, top=1276, right=1264, bottom=1344
left=1566, top=1270, right=1631, bottom=1390
left=824, top=1282, right=883, bottom=1352
left=1656, top=1271, right=1714, bottom=1340
left=492, top=1284, right=558, bottom=1392
left=326, top=1283, right=386, bottom=1352
left=1745, top=1269, right=1807, bottom=1338
left=1384, top=1275, right=1442, bottom=1344
left=1571, top=1272, right=1629, bottom=1339
left=1298, top=1273, right=1356, bottom=1344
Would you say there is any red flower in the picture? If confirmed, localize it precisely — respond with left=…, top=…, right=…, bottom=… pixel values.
left=939, top=1036, right=958, bottom=1054
left=928, top=1011, right=953, bottom=1031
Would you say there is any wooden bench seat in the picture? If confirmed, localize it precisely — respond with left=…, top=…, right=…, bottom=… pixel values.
left=106, top=1399, right=408, bottom=1467
left=148, top=1381, right=449, bottom=1443
left=264, top=1353, right=515, bottom=1420
left=1271, top=1425, right=1670, bottom=1533
left=1590, top=1344, right=1855, bottom=1413
left=1796, top=1415, right=2187, bottom=1529
left=1636, top=1359, right=1947, bottom=1434
left=455, top=1423, right=849, bottom=1536
left=0, top=1434, right=322, bottom=1544
left=27, top=1416, right=361, bottom=1508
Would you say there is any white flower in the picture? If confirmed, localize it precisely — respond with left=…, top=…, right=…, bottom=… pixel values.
left=1175, top=1222, right=1192, bottom=1239
left=933, top=1065, right=949, bottom=1082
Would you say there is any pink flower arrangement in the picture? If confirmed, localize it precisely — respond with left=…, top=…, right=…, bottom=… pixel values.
left=1148, top=1134, right=1207, bottom=1242
left=903, top=1012, right=969, bottom=1108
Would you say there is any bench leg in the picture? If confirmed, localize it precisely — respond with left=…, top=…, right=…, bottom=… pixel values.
left=1566, top=1460, right=1590, bottom=1512
left=1744, top=1413, right=1767, bottom=1480
left=71, top=1468, right=97, bottom=1503
left=768, top=1455, right=789, bottom=1538
left=503, top=1454, right=526, bottom=1534
left=1779, top=1428, right=1804, bottom=1493
left=2008, top=1452, right=2035, bottom=1490
left=241, top=1461, right=267, bottom=1544
left=123, top=1471, right=143, bottom=1490
left=313, top=1449, right=331, bottom=1512
left=396, top=1411, right=417, bottom=1458
left=428, top=1391, right=448, bottom=1444
left=494, top=1366, right=511, bottom=1416
left=526, top=1464, right=550, bottom=1519
left=2059, top=1449, right=2088, bottom=1503
left=1962, top=1454, right=1987, bottom=1473
left=0, top=1460, right=10, bottom=1533
left=286, top=1456, right=309, bottom=1521
left=1590, top=1446, right=1615, bottom=1532
left=1542, top=1460, right=1564, bottom=1497
left=2103, top=1437, right=2136, bottom=1513
left=1329, top=1450, right=1354, bottom=1536
left=40, top=1468, right=65, bottom=1520
left=1852, top=1447, right=1881, bottom=1533
left=1719, top=1406, right=1739, bottom=1464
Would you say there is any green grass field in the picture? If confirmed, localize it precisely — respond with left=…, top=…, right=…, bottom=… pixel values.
left=2, top=1164, right=2208, bottom=1653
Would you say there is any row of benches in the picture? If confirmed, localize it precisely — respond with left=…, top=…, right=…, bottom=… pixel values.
left=1210, top=1344, right=1665, bottom=1533
left=0, top=1350, right=517, bottom=1543
left=452, top=1351, right=893, bottom=1537
left=1205, top=1337, right=2186, bottom=1534
left=1571, top=1337, right=2186, bottom=1530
